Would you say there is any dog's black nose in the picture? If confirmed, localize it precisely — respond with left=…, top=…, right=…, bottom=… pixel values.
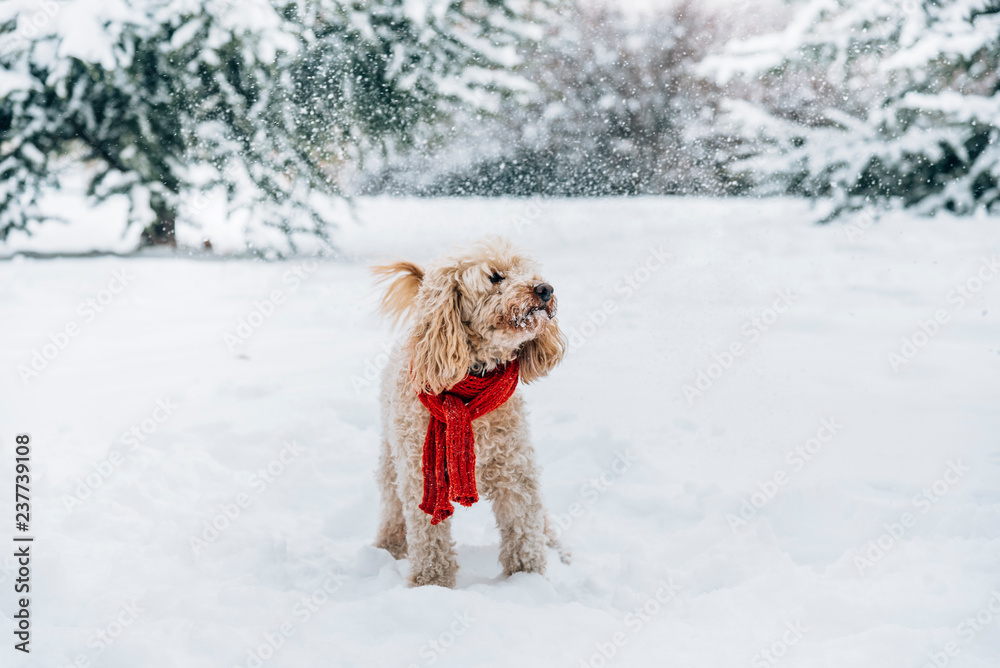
left=534, top=283, right=554, bottom=303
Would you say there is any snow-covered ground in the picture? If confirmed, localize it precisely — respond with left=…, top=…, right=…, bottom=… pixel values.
left=1, top=197, right=999, bottom=668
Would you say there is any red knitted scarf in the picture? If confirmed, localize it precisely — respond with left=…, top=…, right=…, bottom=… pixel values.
left=417, top=360, right=520, bottom=524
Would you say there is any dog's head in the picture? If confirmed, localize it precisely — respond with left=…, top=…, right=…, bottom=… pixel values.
left=374, top=237, right=565, bottom=394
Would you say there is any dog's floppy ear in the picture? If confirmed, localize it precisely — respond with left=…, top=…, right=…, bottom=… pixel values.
left=518, top=316, right=566, bottom=383
left=407, top=271, right=471, bottom=394
left=373, top=261, right=424, bottom=325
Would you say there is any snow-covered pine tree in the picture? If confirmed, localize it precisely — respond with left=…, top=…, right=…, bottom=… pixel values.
left=704, top=0, right=1000, bottom=219
left=0, top=0, right=538, bottom=252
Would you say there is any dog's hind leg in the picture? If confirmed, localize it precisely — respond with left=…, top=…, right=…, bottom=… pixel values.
left=374, top=438, right=408, bottom=559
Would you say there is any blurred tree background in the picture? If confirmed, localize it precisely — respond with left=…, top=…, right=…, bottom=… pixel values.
left=361, top=2, right=750, bottom=197
left=1, top=0, right=997, bottom=253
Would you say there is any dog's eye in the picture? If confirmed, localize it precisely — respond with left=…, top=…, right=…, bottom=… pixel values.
left=489, top=272, right=505, bottom=284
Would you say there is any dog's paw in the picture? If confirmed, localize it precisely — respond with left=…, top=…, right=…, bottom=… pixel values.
left=374, top=537, right=408, bottom=560
left=556, top=546, right=572, bottom=565
left=502, top=549, right=547, bottom=577
left=542, top=520, right=571, bottom=565
left=408, top=563, right=457, bottom=588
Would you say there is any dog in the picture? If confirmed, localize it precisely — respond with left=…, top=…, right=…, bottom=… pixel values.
left=372, top=237, right=567, bottom=587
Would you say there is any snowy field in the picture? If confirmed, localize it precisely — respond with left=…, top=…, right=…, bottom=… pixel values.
left=1, top=197, right=999, bottom=668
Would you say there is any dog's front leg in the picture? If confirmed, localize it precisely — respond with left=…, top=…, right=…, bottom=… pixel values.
left=488, top=464, right=548, bottom=577
left=403, top=508, right=459, bottom=588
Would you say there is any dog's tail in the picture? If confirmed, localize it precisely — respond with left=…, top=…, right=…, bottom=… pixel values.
left=372, top=261, right=424, bottom=325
